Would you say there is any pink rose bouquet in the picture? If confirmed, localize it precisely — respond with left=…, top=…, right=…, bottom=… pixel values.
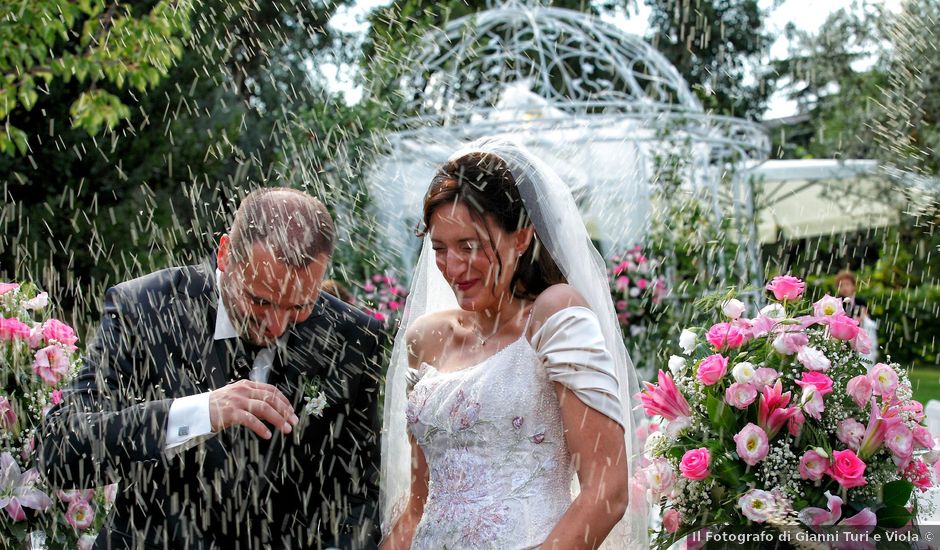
left=635, top=274, right=935, bottom=549
left=0, top=282, right=113, bottom=544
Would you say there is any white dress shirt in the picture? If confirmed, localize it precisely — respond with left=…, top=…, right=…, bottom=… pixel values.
left=163, top=270, right=280, bottom=456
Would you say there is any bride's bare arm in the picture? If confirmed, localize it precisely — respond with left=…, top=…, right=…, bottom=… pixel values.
left=379, top=315, right=441, bottom=550
left=380, top=436, right=429, bottom=550
left=542, top=388, right=629, bottom=549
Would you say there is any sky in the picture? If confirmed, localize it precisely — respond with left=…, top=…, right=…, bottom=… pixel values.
left=322, top=0, right=902, bottom=119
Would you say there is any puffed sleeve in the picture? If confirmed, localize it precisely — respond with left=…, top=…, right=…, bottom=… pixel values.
left=530, top=306, right=624, bottom=428
left=405, top=364, right=429, bottom=391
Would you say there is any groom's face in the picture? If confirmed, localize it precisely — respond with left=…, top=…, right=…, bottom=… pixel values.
left=218, top=237, right=327, bottom=345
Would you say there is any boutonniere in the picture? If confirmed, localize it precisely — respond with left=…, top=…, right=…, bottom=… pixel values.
left=302, top=378, right=328, bottom=418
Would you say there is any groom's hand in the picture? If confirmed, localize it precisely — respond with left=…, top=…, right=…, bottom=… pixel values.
left=208, top=380, right=299, bottom=439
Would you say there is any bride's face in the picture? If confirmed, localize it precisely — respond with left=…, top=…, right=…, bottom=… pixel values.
left=428, top=201, right=529, bottom=312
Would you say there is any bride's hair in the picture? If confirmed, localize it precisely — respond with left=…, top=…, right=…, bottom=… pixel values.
left=419, top=151, right=565, bottom=299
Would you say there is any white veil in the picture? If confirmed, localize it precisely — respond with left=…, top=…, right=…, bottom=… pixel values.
left=379, top=136, right=649, bottom=548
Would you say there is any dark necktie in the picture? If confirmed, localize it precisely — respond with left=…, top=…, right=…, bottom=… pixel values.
left=234, top=339, right=265, bottom=380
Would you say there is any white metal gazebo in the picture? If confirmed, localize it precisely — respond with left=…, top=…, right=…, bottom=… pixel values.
left=365, top=1, right=770, bottom=284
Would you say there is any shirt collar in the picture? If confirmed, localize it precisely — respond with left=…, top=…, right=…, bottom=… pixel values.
left=214, top=269, right=239, bottom=341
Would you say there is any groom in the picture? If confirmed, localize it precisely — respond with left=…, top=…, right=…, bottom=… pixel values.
left=40, top=188, right=385, bottom=548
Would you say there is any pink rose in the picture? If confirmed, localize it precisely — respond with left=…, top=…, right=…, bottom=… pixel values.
left=50, top=390, right=63, bottom=406
left=41, top=319, right=78, bottom=349
left=33, top=345, right=71, bottom=386
left=846, top=375, right=873, bottom=408
left=868, top=363, right=899, bottom=397
left=696, top=354, right=728, bottom=386
left=828, top=314, right=860, bottom=341
left=796, top=372, right=833, bottom=396
left=663, top=508, right=681, bottom=533
left=797, top=346, right=831, bottom=371
left=679, top=448, right=711, bottom=480
left=733, top=423, right=769, bottom=466
left=813, top=294, right=845, bottom=317
left=0, top=317, right=32, bottom=341
left=772, top=331, right=808, bottom=355
left=799, top=449, right=829, bottom=481
left=65, top=499, right=95, bottom=530
left=828, top=449, right=867, bottom=489
left=705, top=322, right=746, bottom=350
left=904, top=459, right=933, bottom=492
left=837, top=418, right=866, bottom=450
left=0, top=283, right=18, bottom=295
left=853, top=328, right=873, bottom=355
left=765, top=275, right=805, bottom=301
left=725, top=383, right=758, bottom=409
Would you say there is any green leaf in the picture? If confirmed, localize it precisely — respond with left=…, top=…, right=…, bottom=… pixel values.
left=882, top=479, right=915, bottom=508
left=876, top=505, right=913, bottom=529
left=705, top=394, right=737, bottom=436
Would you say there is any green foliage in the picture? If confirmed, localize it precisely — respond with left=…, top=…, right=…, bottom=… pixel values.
left=0, top=0, right=194, bottom=154
left=644, top=0, right=774, bottom=118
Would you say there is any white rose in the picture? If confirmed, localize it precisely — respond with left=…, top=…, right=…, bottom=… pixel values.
left=679, top=329, right=697, bottom=355
left=668, top=355, right=686, bottom=376
left=732, top=361, right=756, bottom=384
left=722, top=298, right=746, bottom=319
left=760, top=303, right=786, bottom=319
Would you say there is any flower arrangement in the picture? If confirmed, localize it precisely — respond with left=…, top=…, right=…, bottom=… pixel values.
left=636, top=275, right=936, bottom=548
left=608, top=246, right=668, bottom=337
left=356, top=272, right=408, bottom=326
left=0, top=282, right=113, bottom=547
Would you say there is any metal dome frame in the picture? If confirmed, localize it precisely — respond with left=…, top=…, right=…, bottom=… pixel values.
left=368, top=1, right=770, bottom=286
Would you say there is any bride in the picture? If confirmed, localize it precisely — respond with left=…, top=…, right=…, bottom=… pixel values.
left=380, top=137, right=648, bottom=549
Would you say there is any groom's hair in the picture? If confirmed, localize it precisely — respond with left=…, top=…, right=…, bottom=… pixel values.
left=422, top=152, right=565, bottom=299
left=229, top=187, right=335, bottom=267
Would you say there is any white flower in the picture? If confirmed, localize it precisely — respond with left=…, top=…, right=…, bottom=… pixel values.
left=24, top=292, right=49, bottom=310
left=679, top=329, right=697, bottom=355
left=304, top=393, right=327, bottom=417
left=760, top=303, right=786, bottom=319
left=797, top=346, right=831, bottom=372
left=629, top=287, right=641, bottom=298
left=644, top=431, right=666, bottom=457
left=739, top=489, right=776, bottom=523
left=668, top=355, right=686, bottom=376
left=722, top=299, right=746, bottom=319
left=666, top=416, right=691, bottom=437
left=732, top=362, right=756, bottom=384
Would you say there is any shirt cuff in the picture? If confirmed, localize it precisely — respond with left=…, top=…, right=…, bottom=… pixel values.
left=165, top=392, right=214, bottom=455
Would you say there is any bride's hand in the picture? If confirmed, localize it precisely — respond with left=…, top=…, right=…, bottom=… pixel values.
left=208, top=380, right=298, bottom=438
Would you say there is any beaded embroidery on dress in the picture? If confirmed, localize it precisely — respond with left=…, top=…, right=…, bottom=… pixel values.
left=407, top=336, right=572, bottom=550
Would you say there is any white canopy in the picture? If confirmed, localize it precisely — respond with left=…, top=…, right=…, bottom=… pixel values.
left=748, top=159, right=933, bottom=243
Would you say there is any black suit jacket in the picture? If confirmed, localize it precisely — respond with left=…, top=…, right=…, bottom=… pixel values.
left=39, top=261, right=385, bottom=549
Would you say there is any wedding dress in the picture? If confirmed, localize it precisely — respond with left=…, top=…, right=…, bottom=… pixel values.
left=381, top=136, right=649, bottom=549
left=406, top=307, right=623, bottom=549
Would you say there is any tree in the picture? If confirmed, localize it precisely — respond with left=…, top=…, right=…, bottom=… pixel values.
left=0, top=0, right=194, bottom=155
left=644, top=0, right=774, bottom=119
left=0, top=0, right=358, bottom=327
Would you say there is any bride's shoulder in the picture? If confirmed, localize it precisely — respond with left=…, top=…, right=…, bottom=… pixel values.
left=528, top=284, right=589, bottom=335
left=405, top=309, right=461, bottom=362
